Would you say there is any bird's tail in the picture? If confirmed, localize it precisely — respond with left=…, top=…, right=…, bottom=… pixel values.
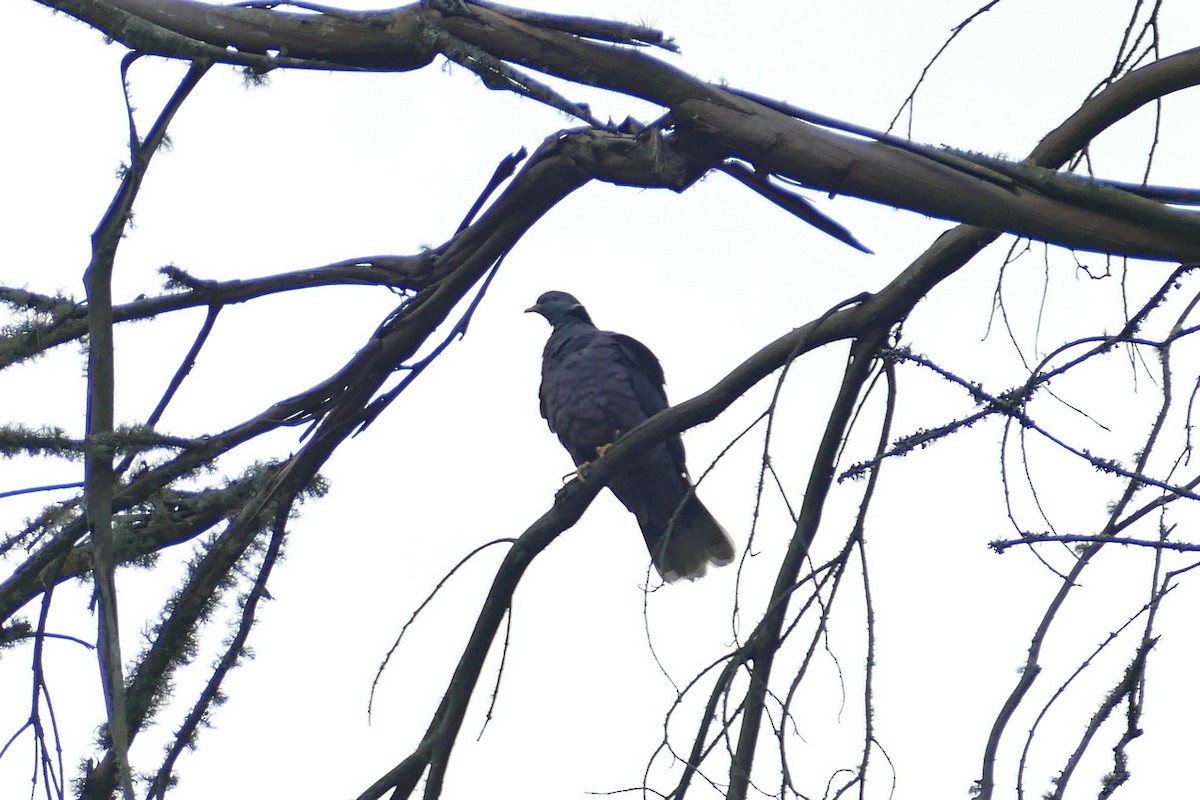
left=652, top=493, right=735, bottom=583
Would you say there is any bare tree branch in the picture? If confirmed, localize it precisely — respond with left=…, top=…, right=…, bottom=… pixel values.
left=7, top=3, right=1200, bottom=799
left=83, top=53, right=211, bottom=800
left=31, top=0, right=1200, bottom=260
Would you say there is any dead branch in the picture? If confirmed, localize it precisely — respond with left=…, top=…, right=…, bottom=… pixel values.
left=32, top=0, right=1200, bottom=260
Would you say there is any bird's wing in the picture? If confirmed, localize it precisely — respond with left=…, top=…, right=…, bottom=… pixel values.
left=610, top=332, right=667, bottom=415
left=610, top=332, right=686, bottom=469
left=537, top=375, right=549, bottom=423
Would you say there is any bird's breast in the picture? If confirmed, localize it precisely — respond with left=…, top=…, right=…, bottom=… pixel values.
left=540, top=336, right=645, bottom=464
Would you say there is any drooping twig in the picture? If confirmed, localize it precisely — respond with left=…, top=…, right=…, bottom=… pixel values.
left=975, top=256, right=1185, bottom=800
left=367, top=538, right=516, bottom=721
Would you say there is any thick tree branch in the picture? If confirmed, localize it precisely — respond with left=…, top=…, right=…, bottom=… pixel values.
left=32, top=0, right=1200, bottom=260
left=436, top=4, right=1200, bottom=260
left=38, top=0, right=438, bottom=70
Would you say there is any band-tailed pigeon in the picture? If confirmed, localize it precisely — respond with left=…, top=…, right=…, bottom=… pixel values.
left=526, top=290, right=734, bottom=582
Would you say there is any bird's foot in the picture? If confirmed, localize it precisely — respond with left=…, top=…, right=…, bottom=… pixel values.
left=561, top=437, right=621, bottom=483
left=593, top=431, right=622, bottom=460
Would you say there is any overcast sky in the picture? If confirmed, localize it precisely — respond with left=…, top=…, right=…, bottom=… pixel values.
left=3, top=1, right=1200, bottom=799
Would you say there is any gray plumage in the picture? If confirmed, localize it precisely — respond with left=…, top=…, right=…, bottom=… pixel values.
left=526, top=290, right=735, bottom=582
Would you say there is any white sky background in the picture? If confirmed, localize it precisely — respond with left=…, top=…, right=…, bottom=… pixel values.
left=2, top=1, right=1200, bottom=799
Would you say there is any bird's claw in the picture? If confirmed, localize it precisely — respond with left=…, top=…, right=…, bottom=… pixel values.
left=561, top=436, right=622, bottom=484
left=561, top=463, right=589, bottom=483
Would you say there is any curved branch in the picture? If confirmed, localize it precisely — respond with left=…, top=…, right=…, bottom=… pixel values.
left=356, top=288, right=891, bottom=799
left=436, top=4, right=1200, bottom=260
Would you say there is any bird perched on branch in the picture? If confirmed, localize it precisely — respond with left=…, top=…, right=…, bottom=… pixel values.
left=526, top=290, right=734, bottom=582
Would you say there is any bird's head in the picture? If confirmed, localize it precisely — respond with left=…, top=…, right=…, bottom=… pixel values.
left=525, top=291, right=594, bottom=326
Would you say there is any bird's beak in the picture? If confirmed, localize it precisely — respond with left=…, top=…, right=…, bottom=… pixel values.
left=524, top=304, right=541, bottom=314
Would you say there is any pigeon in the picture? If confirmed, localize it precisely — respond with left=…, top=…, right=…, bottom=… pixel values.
left=526, top=290, right=735, bottom=582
